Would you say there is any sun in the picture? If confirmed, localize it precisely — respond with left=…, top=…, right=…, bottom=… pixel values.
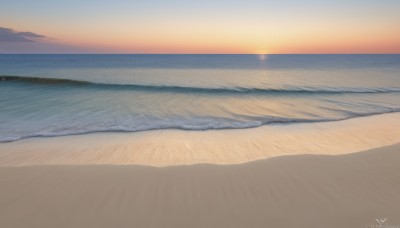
left=255, top=49, right=269, bottom=61
left=258, top=54, right=267, bottom=61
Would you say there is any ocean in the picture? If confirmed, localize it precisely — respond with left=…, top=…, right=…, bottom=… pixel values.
left=0, top=54, right=399, bottom=142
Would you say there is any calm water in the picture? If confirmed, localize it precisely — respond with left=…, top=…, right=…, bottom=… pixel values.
left=1, top=54, right=399, bottom=142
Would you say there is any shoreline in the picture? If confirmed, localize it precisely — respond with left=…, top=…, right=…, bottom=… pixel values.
left=2, top=110, right=400, bottom=144
left=1, top=112, right=400, bottom=167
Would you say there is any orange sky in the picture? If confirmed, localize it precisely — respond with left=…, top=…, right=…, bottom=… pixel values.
left=1, top=0, right=400, bottom=53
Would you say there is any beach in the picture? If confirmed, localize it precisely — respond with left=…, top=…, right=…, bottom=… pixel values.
left=1, top=143, right=400, bottom=228
left=1, top=112, right=400, bottom=167
left=1, top=112, right=400, bottom=228
left=1, top=0, right=400, bottom=226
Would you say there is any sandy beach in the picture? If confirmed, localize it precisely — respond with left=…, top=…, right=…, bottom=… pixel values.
left=2, top=1, right=400, bottom=226
left=0, top=112, right=400, bottom=228
left=1, top=143, right=400, bottom=228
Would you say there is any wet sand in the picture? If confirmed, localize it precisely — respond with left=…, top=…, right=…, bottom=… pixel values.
left=0, top=113, right=400, bottom=167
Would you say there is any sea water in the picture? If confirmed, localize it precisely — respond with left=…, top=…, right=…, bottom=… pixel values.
left=0, top=54, right=399, bottom=142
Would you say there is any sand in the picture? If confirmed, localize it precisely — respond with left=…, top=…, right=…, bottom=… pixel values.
left=1, top=113, right=400, bottom=227
left=0, top=143, right=400, bottom=228
left=1, top=112, right=400, bottom=166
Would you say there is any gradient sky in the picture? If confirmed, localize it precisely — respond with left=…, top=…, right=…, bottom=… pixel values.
left=1, top=0, right=399, bottom=53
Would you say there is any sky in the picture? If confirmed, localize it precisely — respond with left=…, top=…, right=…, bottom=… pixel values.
left=0, top=0, right=399, bottom=54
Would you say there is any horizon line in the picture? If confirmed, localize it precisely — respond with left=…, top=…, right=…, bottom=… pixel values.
left=1, top=53, right=400, bottom=55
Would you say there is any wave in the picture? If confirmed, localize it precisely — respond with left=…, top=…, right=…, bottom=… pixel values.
left=2, top=75, right=400, bottom=95
left=1, top=109, right=400, bottom=143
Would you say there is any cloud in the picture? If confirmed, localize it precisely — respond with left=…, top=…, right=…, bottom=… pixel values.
left=0, top=27, right=111, bottom=53
left=0, top=27, right=46, bottom=42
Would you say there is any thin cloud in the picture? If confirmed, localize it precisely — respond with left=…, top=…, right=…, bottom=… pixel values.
left=0, top=27, right=46, bottom=42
